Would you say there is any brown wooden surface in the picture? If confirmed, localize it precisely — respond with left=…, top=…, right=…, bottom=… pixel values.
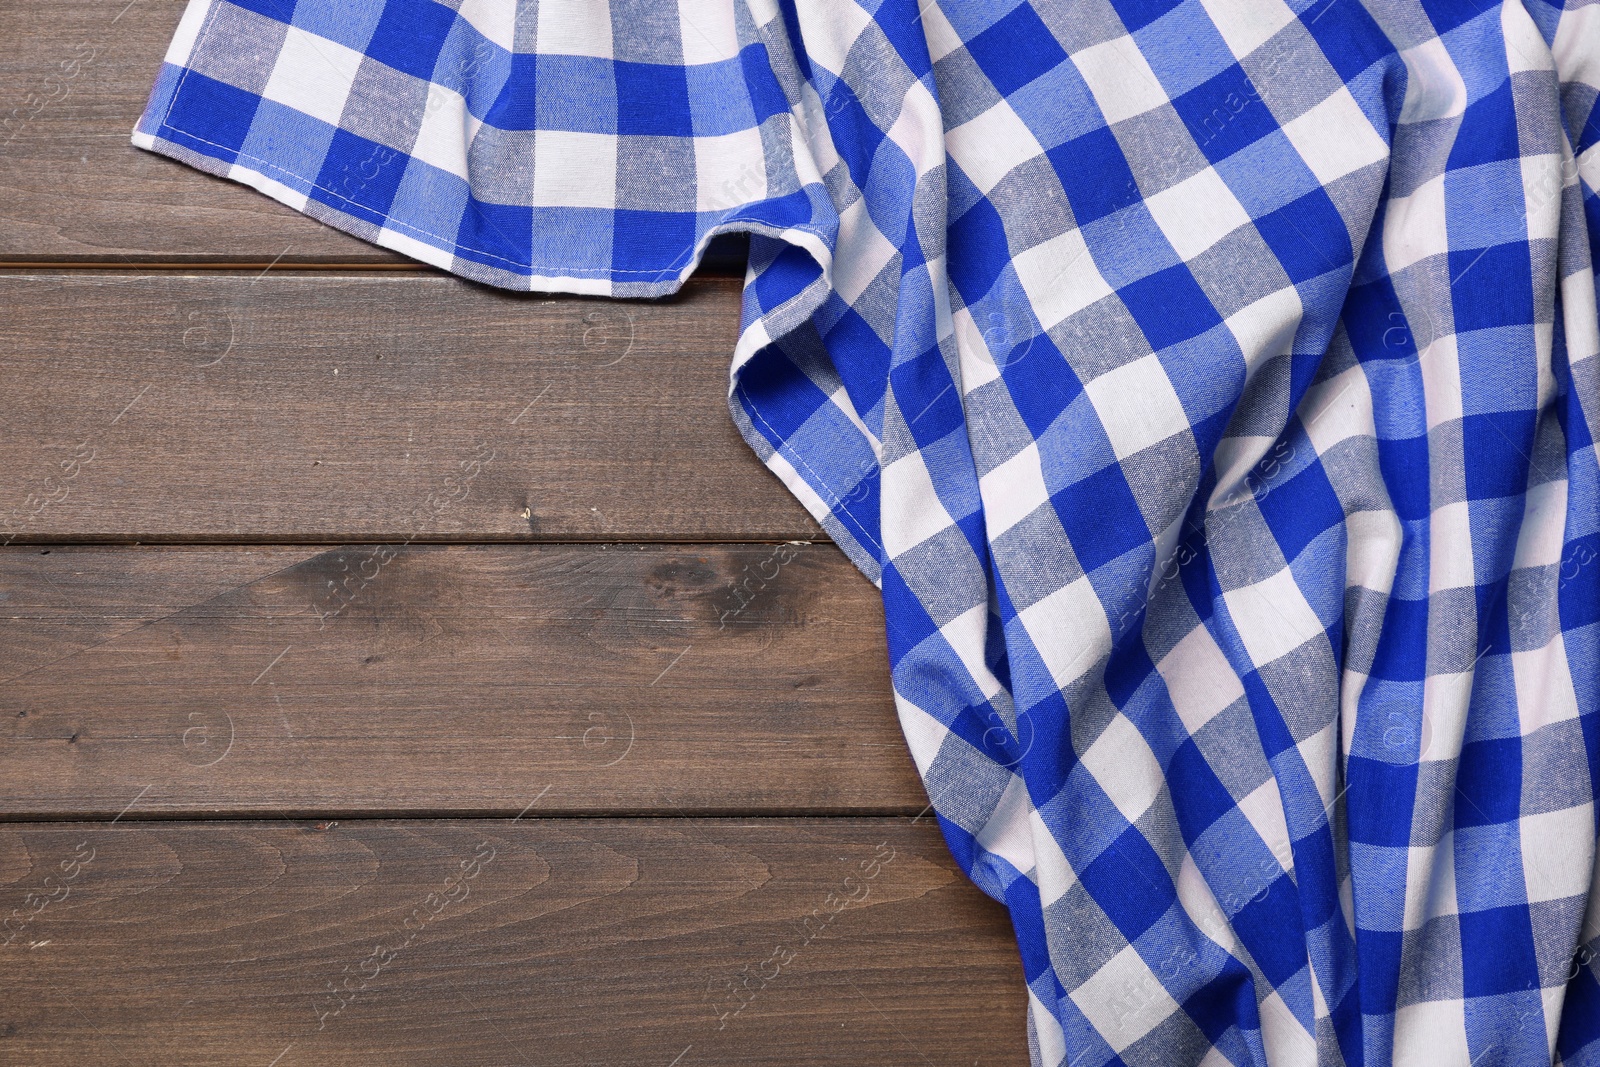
left=0, top=273, right=822, bottom=543
left=0, top=818, right=1025, bottom=1066
left=0, top=543, right=916, bottom=817
left=0, top=0, right=1028, bottom=1056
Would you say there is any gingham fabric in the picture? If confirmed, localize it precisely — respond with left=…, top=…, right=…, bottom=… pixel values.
left=133, top=1, right=1600, bottom=1063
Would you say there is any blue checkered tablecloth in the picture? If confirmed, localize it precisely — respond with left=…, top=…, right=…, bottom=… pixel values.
left=134, top=1, right=1600, bottom=1063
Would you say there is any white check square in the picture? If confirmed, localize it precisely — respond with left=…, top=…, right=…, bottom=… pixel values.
left=1011, top=227, right=1113, bottom=331
left=262, top=27, right=363, bottom=127
left=1073, top=35, right=1170, bottom=125
left=1082, top=355, right=1191, bottom=459
left=1079, top=713, right=1164, bottom=824
left=1197, top=0, right=1298, bottom=60
left=1280, top=86, right=1389, bottom=186
left=1382, top=174, right=1448, bottom=274
left=1144, top=166, right=1252, bottom=261
left=1070, top=944, right=1182, bottom=1053
left=880, top=451, right=957, bottom=557
left=1222, top=566, right=1325, bottom=667
left=534, top=131, right=617, bottom=209
left=980, top=443, right=1050, bottom=539
left=537, top=0, right=613, bottom=57
left=1018, top=576, right=1110, bottom=689
left=946, top=98, right=1046, bottom=196
left=1157, top=624, right=1245, bottom=735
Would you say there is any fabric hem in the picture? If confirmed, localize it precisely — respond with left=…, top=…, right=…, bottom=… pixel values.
left=131, top=128, right=823, bottom=301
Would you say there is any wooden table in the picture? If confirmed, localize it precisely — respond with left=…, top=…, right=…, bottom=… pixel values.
left=0, top=2, right=1029, bottom=1064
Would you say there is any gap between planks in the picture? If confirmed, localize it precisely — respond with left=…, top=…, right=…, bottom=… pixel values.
left=0, top=809, right=937, bottom=828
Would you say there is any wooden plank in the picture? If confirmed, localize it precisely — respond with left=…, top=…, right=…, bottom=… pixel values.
left=0, top=0, right=749, bottom=272
left=0, top=818, right=1026, bottom=1066
left=0, top=543, right=920, bottom=817
left=0, top=273, right=821, bottom=542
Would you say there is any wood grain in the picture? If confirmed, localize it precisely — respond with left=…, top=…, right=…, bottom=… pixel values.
left=0, top=543, right=917, bottom=818
left=0, top=273, right=821, bottom=542
left=0, top=818, right=1026, bottom=1066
